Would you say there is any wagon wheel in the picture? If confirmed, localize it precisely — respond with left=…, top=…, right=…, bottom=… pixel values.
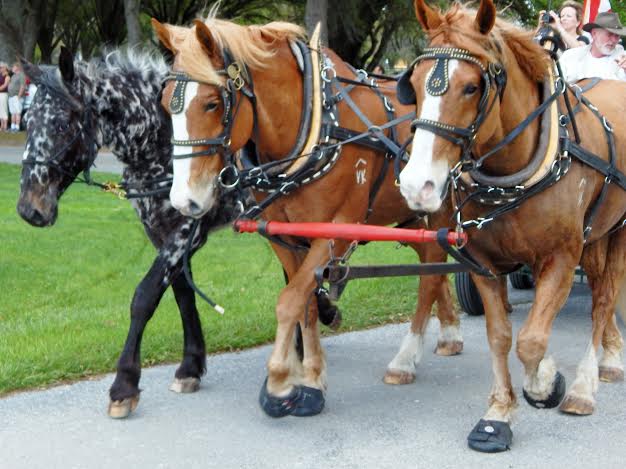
left=455, top=272, right=484, bottom=316
left=509, top=268, right=535, bottom=289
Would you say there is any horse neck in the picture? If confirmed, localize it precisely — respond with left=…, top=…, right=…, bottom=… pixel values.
left=247, top=42, right=304, bottom=159
left=92, top=73, right=172, bottom=176
left=475, top=64, right=541, bottom=175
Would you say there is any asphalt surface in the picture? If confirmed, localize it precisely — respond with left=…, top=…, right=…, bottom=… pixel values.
left=2, top=281, right=626, bottom=469
left=0, top=145, right=122, bottom=174
left=2, top=146, right=625, bottom=468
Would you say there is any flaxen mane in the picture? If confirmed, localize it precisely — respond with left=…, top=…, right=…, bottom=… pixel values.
left=170, top=15, right=305, bottom=85
left=426, top=3, right=550, bottom=82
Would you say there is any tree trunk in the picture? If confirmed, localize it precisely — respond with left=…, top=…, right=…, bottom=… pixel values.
left=305, top=0, right=328, bottom=45
left=124, top=0, right=141, bottom=47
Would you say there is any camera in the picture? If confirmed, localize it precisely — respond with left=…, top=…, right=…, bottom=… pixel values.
left=541, top=10, right=556, bottom=24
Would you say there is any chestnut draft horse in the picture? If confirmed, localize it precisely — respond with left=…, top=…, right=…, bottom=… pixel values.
left=398, top=0, right=626, bottom=452
left=152, top=17, right=462, bottom=417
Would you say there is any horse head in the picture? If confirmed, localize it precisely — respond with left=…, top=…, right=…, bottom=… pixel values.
left=153, top=18, right=256, bottom=218
left=398, top=0, right=548, bottom=213
left=17, top=47, right=98, bottom=227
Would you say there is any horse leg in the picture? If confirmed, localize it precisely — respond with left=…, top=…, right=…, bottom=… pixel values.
left=599, top=314, right=624, bottom=382
left=384, top=242, right=460, bottom=385
left=561, top=231, right=626, bottom=414
left=260, top=240, right=337, bottom=418
left=108, top=256, right=169, bottom=418
left=517, top=253, right=578, bottom=411
left=467, top=274, right=516, bottom=453
left=169, top=272, right=206, bottom=393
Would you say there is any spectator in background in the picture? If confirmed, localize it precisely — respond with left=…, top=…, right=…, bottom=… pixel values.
left=552, top=1, right=590, bottom=49
left=0, top=62, right=9, bottom=132
left=559, top=12, right=626, bottom=83
left=7, top=61, right=25, bottom=133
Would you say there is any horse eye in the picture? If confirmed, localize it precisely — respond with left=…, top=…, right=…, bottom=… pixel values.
left=57, top=122, right=70, bottom=132
left=205, top=102, right=218, bottom=112
left=464, top=84, right=479, bottom=96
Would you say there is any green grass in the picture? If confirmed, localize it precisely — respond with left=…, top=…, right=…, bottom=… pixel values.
left=0, top=162, right=427, bottom=395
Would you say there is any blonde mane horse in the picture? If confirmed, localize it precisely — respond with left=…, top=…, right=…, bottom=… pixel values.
left=399, top=0, right=626, bottom=452
left=153, top=15, right=464, bottom=417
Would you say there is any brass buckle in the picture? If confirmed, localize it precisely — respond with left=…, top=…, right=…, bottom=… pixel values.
left=102, top=181, right=127, bottom=199
left=227, top=63, right=245, bottom=90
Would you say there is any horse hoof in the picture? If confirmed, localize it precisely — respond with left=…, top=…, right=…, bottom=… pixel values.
left=259, top=378, right=325, bottom=418
left=108, top=395, right=140, bottom=419
left=523, top=371, right=565, bottom=409
left=599, top=366, right=624, bottom=383
left=559, top=395, right=595, bottom=415
left=169, top=377, right=200, bottom=393
left=467, top=419, right=512, bottom=453
left=435, top=340, right=463, bottom=356
left=291, top=385, right=325, bottom=417
left=383, top=369, right=416, bottom=385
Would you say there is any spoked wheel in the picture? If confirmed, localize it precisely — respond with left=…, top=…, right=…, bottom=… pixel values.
left=509, top=267, right=535, bottom=289
left=455, top=272, right=484, bottom=316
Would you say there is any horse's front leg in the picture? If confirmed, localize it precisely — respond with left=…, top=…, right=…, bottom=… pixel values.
left=384, top=241, right=460, bottom=385
left=168, top=272, right=207, bottom=394
left=108, top=255, right=170, bottom=418
left=516, top=253, right=579, bottom=414
left=466, top=274, right=516, bottom=453
left=561, top=230, right=626, bottom=414
left=260, top=239, right=341, bottom=418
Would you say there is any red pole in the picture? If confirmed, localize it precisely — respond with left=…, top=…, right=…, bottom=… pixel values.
left=233, top=220, right=467, bottom=245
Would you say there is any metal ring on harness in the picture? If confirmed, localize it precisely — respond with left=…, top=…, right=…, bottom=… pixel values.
left=218, top=165, right=240, bottom=189
left=321, top=66, right=337, bottom=83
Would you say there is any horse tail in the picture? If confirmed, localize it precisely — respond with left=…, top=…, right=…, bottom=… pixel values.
left=615, top=276, right=626, bottom=326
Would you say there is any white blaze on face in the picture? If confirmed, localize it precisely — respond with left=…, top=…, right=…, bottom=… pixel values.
left=169, top=81, right=215, bottom=217
left=399, top=60, right=460, bottom=212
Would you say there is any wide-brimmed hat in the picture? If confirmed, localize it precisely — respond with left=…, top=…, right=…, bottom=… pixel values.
left=583, top=12, right=626, bottom=36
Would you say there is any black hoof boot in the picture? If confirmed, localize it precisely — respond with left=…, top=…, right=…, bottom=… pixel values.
left=523, top=371, right=566, bottom=409
left=259, top=378, right=325, bottom=418
left=317, top=289, right=342, bottom=330
left=291, top=385, right=325, bottom=417
left=467, top=419, right=512, bottom=453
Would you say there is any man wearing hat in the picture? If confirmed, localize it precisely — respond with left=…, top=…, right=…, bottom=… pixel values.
left=559, top=11, right=626, bottom=82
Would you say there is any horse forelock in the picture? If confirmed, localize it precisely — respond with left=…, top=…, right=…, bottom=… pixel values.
left=426, top=4, right=549, bottom=83
left=172, top=15, right=304, bottom=85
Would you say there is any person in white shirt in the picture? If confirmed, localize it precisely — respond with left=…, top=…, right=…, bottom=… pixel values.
left=559, top=12, right=626, bottom=83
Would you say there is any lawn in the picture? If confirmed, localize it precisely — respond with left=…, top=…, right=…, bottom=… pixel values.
left=0, top=162, right=430, bottom=395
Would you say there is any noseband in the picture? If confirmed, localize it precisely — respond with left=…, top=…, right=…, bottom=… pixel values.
left=163, top=49, right=256, bottom=166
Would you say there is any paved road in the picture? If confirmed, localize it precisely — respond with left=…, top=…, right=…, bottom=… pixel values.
left=2, top=282, right=626, bottom=469
left=0, top=146, right=123, bottom=174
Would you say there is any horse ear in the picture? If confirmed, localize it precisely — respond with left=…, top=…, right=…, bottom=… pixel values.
left=152, top=18, right=176, bottom=53
left=20, top=58, right=43, bottom=85
left=193, top=20, right=219, bottom=60
left=413, top=0, right=442, bottom=31
left=474, top=0, right=497, bottom=35
left=59, top=46, right=75, bottom=83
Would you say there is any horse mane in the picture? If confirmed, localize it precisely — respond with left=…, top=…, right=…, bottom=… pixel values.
left=426, top=3, right=549, bottom=83
left=170, top=12, right=305, bottom=85
left=87, top=48, right=168, bottom=84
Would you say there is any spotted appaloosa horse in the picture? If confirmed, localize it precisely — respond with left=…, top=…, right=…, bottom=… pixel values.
left=398, top=0, right=626, bottom=451
left=16, top=47, right=245, bottom=418
left=153, top=16, right=463, bottom=417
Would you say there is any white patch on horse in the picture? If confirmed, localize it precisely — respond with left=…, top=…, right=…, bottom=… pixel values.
left=169, top=81, right=216, bottom=216
left=399, top=60, right=460, bottom=212
left=438, top=323, right=462, bottom=344
left=387, top=330, right=424, bottom=374
left=523, top=355, right=557, bottom=402
left=578, top=178, right=586, bottom=207
left=566, top=341, right=599, bottom=402
left=355, top=158, right=367, bottom=185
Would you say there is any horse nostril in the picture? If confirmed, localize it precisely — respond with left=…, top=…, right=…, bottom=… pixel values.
left=188, top=200, right=204, bottom=216
left=419, top=180, right=435, bottom=198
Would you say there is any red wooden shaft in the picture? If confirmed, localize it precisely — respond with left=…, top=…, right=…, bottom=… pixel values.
left=233, top=220, right=467, bottom=245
